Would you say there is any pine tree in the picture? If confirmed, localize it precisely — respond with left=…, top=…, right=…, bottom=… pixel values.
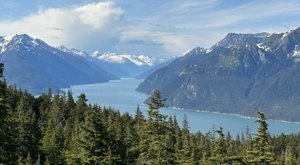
left=36, top=92, right=52, bottom=133
left=14, top=94, right=39, bottom=163
left=0, top=63, right=17, bottom=164
left=41, top=94, right=66, bottom=164
left=177, top=114, right=194, bottom=164
left=210, top=127, right=227, bottom=164
left=137, top=89, right=174, bottom=164
left=122, top=112, right=139, bottom=165
left=74, top=109, right=108, bottom=164
left=147, top=89, right=166, bottom=122
left=102, top=109, right=122, bottom=164
left=172, top=115, right=182, bottom=162
left=285, top=145, right=297, bottom=165
left=41, top=123, right=65, bottom=164
left=74, top=93, right=88, bottom=126
left=134, top=104, right=144, bottom=128
left=246, top=110, right=277, bottom=164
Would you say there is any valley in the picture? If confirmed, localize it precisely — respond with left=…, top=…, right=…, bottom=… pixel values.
left=66, top=78, right=300, bottom=136
left=2, top=1, right=300, bottom=164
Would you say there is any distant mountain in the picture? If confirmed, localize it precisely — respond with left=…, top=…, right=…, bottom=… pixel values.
left=57, top=46, right=89, bottom=57
left=137, top=27, right=300, bottom=121
left=0, top=34, right=118, bottom=94
left=135, top=59, right=173, bottom=79
left=211, top=32, right=269, bottom=49
left=93, top=51, right=158, bottom=66
left=91, top=51, right=166, bottom=77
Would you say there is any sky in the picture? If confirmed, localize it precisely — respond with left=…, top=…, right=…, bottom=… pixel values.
left=0, top=0, right=300, bottom=58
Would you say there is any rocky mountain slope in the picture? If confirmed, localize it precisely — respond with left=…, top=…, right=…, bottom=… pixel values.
left=137, top=27, right=300, bottom=121
left=0, top=34, right=118, bottom=94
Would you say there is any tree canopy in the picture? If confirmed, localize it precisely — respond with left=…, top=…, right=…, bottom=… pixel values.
left=0, top=64, right=300, bottom=164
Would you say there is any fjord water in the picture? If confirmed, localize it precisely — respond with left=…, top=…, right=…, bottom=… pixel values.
left=67, top=78, right=300, bottom=136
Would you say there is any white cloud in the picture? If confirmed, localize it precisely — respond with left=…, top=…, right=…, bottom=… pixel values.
left=177, top=0, right=300, bottom=30
left=163, top=0, right=219, bottom=15
left=73, top=2, right=123, bottom=29
left=158, top=35, right=202, bottom=55
left=0, top=1, right=124, bottom=51
left=0, top=0, right=300, bottom=57
left=120, top=30, right=153, bottom=44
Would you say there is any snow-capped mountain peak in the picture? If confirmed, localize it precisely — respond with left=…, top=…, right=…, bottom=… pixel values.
left=3, top=34, right=15, bottom=41
left=57, top=46, right=88, bottom=57
left=183, top=47, right=208, bottom=56
left=91, top=51, right=162, bottom=66
left=0, top=34, right=51, bottom=54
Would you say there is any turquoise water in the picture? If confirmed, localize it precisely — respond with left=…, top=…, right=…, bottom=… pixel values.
left=66, top=78, right=300, bottom=136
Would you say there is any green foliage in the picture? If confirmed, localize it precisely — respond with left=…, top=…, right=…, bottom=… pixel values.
left=1, top=64, right=300, bottom=164
left=137, top=89, right=176, bottom=164
left=246, top=110, right=277, bottom=164
left=0, top=63, right=17, bottom=164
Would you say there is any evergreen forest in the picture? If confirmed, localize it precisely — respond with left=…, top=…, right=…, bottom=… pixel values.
left=1, top=63, right=300, bottom=165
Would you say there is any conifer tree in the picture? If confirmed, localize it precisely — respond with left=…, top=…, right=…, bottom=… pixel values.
left=36, top=92, right=52, bottom=132
left=123, top=113, right=139, bottom=165
left=74, top=109, right=108, bottom=164
left=177, top=114, right=194, bottom=164
left=285, top=145, right=297, bottom=165
left=210, top=127, right=227, bottom=164
left=102, top=110, right=122, bottom=164
left=41, top=123, right=65, bottom=164
left=0, top=63, right=17, bottom=164
left=172, top=115, right=182, bottom=162
left=147, top=89, right=166, bottom=122
left=246, top=110, right=277, bottom=164
left=14, top=95, right=39, bottom=163
left=137, top=89, right=174, bottom=164
left=134, top=104, right=144, bottom=128
left=74, top=93, right=88, bottom=126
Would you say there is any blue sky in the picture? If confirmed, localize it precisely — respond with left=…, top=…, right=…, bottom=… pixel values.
left=0, top=0, right=300, bottom=58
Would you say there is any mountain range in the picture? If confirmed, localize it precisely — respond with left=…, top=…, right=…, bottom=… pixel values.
left=137, top=27, right=300, bottom=121
left=0, top=34, right=164, bottom=94
left=91, top=51, right=165, bottom=78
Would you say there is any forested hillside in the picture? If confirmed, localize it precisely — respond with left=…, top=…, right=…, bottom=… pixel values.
left=137, top=28, right=300, bottom=121
left=1, top=63, right=300, bottom=164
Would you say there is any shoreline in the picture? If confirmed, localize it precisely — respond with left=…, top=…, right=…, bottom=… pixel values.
left=167, top=106, right=300, bottom=125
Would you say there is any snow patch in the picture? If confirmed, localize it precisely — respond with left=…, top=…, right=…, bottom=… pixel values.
left=31, top=39, right=40, bottom=46
left=3, top=34, right=15, bottom=41
left=281, top=32, right=289, bottom=39
left=183, top=47, right=207, bottom=56
left=258, top=50, right=267, bottom=63
left=0, top=35, right=15, bottom=53
left=57, top=46, right=88, bottom=57
left=256, top=43, right=271, bottom=52
left=206, top=49, right=212, bottom=53
left=92, top=51, right=162, bottom=66
left=291, top=45, right=300, bottom=62
left=178, top=70, right=186, bottom=76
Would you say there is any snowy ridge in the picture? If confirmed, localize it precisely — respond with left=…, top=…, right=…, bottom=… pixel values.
left=183, top=47, right=207, bottom=56
left=256, top=43, right=271, bottom=52
left=0, top=35, right=15, bottom=53
left=291, top=45, right=300, bottom=62
left=92, top=51, right=163, bottom=66
left=57, top=46, right=88, bottom=57
left=0, top=34, right=165, bottom=67
left=0, top=34, right=46, bottom=54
